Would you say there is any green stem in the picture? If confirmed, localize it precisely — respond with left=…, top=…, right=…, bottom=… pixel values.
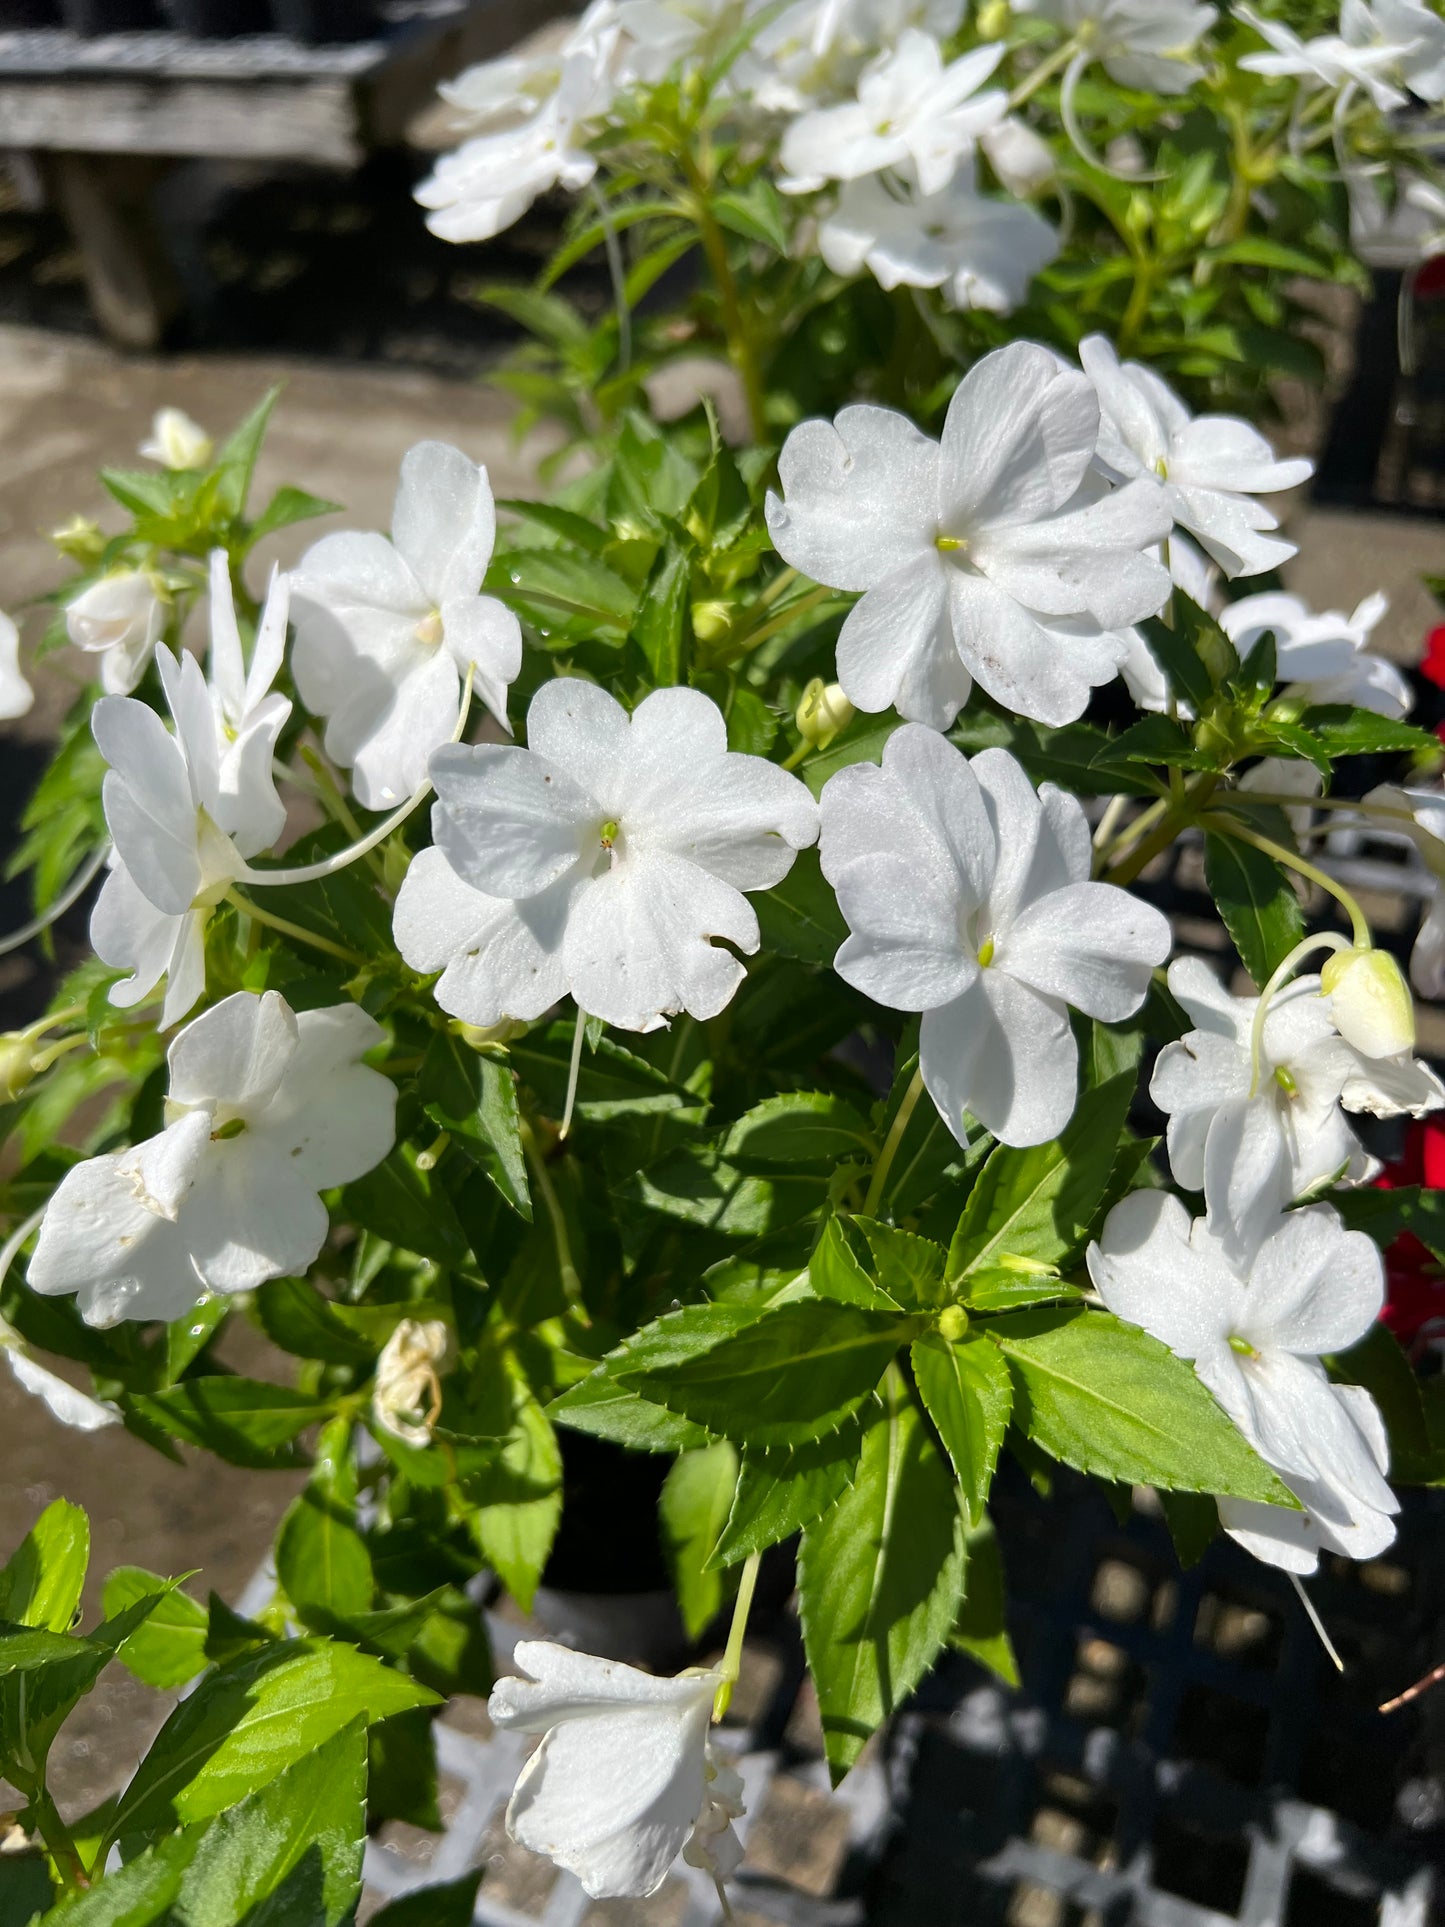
left=520, top=1119, right=584, bottom=1308
left=714, top=585, right=839, bottom=664
left=225, top=891, right=365, bottom=968
left=1101, top=775, right=1219, bottom=887
left=1093, top=795, right=1168, bottom=874
left=713, top=1550, right=762, bottom=1720
left=31, top=1786, right=88, bottom=1892
left=864, top=1068, right=926, bottom=1218
left=1008, top=32, right=1081, bottom=107
left=1197, top=815, right=1372, bottom=947
left=1118, top=253, right=1157, bottom=352
left=684, top=178, right=769, bottom=443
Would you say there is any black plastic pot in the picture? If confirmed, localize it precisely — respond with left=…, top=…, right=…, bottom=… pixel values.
left=0, top=0, right=62, bottom=24
left=270, top=0, right=377, bottom=42
left=62, top=0, right=162, bottom=31
left=164, top=0, right=267, bottom=33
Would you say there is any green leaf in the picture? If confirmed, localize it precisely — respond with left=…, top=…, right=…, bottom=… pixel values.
left=126, top=1380, right=333, bottom=1471
left=0, top=1498, right=88, bottom=1632
left=708, top=1415, right=865, bottom=1568
left=246, top=486, right=341, bottom=547
left=0, top=1592, right=171, bottom=1787
left=990, top=1309, right=1298, bottom=1502
left=911, top=1332, right=1012, bottom=1525
left=947, top=1071, right=1133, bottom=1290
left=724, top=1093, right=874, bottom=1166
left=107, top=1641, right=438, bottom=1844
left=1291, top=704, right=1435, bottom=758
left=623, top=1298, right=915, bottom=1449
left=0, top=1851, right=52, bottom=1925
left=167, top=1717, right=366, bottom=1927
left=490, top=549, right=637, bottom=643
left=1139, top=598, right=1230, bottom=712
left=1160, top=1489, right=1219, bottom=1569
left=950, top=1516, right=1018, bottom=1687
left=619, top=1141, right=824, bottom=1240
left=476, top=283, right=589, bottom=345
left=633, top=543, right=690, bottom=686
left=856, top=1219, right=948, bottom=1311
left=40, top=1825, right=201, bottom=1924
left=341, top=1149, right=470, bottom=1265
left=660, top=1442, right=740, bottom=1637
left=497, top=497, right=611, bottom=553
left=252, top=1280, right=375, bottom=1368
left=1329, top=1322, right=1444, bottom=1484
left=366, top=1872, right=485, bottom=1927
left=809, top=1217, right=901, bottom=1310
left=713, top=179, right=790, bottom=252
left=420, top=1033, right=531, bottom=1221
left=213, top=386, right=281, bottom=521
left=799, top=1376, right=965, bottom=1782
left=367, top=1707, right=441, bottom=1832
left=754, top=848, right=850, bottom=966
left=102, top=1568, right=208, bottom=1690
left=467, top=1381, right=562, bottom=1612
left=1204, top=829, right=1305, bottom=989
left=276, top=1421, right=374, bottom=1624
left=546, top=1371, right=712, bottom=1452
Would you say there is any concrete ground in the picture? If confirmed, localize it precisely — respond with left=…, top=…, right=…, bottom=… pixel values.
left=0, top=319, right=1441, bottom=1842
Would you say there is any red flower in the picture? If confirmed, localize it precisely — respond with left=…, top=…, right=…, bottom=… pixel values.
left=1375, top=1119, right=1445, bottom=1341
left=1423, top=624, right=1445, bottom=692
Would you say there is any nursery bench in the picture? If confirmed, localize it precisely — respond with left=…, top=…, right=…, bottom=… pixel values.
left=0, top=0, right=561, bottom=349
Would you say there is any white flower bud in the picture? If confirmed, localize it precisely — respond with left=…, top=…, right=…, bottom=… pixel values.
left=1321, top=947, right=1416, bottom=1061
left=980, top=117, right=1056, bottom=197
left=140, top=407, right=212, bottom=471
left=373, top=1317, right=451, bottom=1446
left=795, top=677, right=854, bottom=749
left=66, top=570, right=166, bottom=696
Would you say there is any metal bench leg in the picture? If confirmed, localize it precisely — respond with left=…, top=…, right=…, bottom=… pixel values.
left=47, top=152, right=181, bottom=353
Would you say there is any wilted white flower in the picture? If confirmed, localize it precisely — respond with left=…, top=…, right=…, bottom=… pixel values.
left=780, top=32, right=1005, bottom=195
left=1081, top=333, right=1313, bottom=580
left=66, top=568, right=167, bottom=698
left=819, top=727, right=1170, bottom=1145
left=139, top=407, right=212, bottom=471
left=1089, top=1188, right=1397, bottom=1573
left=0, top=611, right=33, bottom=722
left=417, top=9, right=619, bottom=242
left=767, top=341, right=1171, bottom=730
left=1220, top=590, right=1410, bottom=719
left=1239, top=0, right=1445, bottom=108
left=28, top=990, right=394, bottom=1327
left=91, top=564, right=292, bottom=1028
left=1016, top=0, right=1217, bottom=90
left=373, top=1317, right=450, bottom=1447
left=816, top=162, right=1059, bottom=314
left=291, top=441, right=521, bottom=810
left=398, top=679, right=817, bottom=1032
left=489, top=1641, right=745, bottom=1899
left=1150, top=956, right=1442, bottom=1224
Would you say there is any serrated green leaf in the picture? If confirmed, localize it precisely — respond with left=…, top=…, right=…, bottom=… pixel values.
left=1160, top=1489, right=1219, bottom=1569
left=107, top=1641, right=438, bottom=1844
left=102, top=1568, right=208, bottom=1690
left=634, top=543, right=690, bottom=686
left=856, top=1219, right=948, bottom=1310
left=246, top=485, right=340, bottom=548
left=1203, top=829, right=1305, bottom=988
left=467, top=1382, right=561, bottom=1612
left=947, top=1071, right=1133, bottom=1288
left=990, top=1308, right=1298, bottom=1503
left=724, top=1092, right=874, bottom=1166
left=366, top=1871, right=485, bottom=1927
left=40, top=1824, right=201, bottom=1924
left=623, top=1298, right=915, bottom=1449
left=799, top=1376, right=965, bottom=1782
left=213, top=386, right=281, bottom=521
left=911, top=1332, right=1012, bottom=1525
left=660, top=1442, right=740, bottom=1637
left=1292, top=704, right=1435, bottom=758
left=547, top=1371, right=712, bottom=1452
left=950, top=1515, right=1018, bottom=1687
left=125, top=1380, right=333, bottom=1471
left=341, top=1149, right=470, bottom=1266
left=0, top=1498, right=88, bottom=1632
left=490, top=548, right=637, bottom=643
left=276, top=1420, right=373, bottom=1624
left=809, top=1217, right=900, bottom=1309
left=420, top=1032, right=531, bottom=1221
left=252, top=1280, right=375, bottom=1368
left=708, top=1412, right=866, bottom=1568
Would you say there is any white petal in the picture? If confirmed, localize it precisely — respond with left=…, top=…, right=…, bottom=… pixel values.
left=1217, top=1494, right=1322, bottom=1574
left=0, top=611, right=33, bottom=722
left=1089, top=1190, right=1245, bottom=1355
left=441, top=594, right=522, bottom=730
left=920, top=970, right=1076, bottom=1147
left=167, top=989, right=298, bottom=1113
left=939, top=342, right=1097, bottom=529
left=1202, top=1094, right=1293, bottom=1268
left=563, top=851, right=757, bottom=1030
left=391, top=442, right=497, bottom=606
left=6, top=1350, right=119, bottom=1432
left=836, top=557, right=963, bottom=726
left=1079, top=334, right=1165, bottom=478
left=831, top=853, right=980, bottom=1010
left=207, top=549, right=247, bottom=727
left=766, top=406, right=940, bottom=593
left=216, top=695, right=290, bottom=858
left=253, top=1003, right=395, bottom=1191
left=525, top=675, right=633, bottom=797
left=972, top=746, right=1078, bottom=935
left=159, top=910, right=210, bottom=1031
left=157, top=648, right=221, bottom=822
left=1241, top=1207, right=1383, bottom=1355
left=349, top=647, right=463, bottom=810
left=181, top=1146, right=330, bottom=1295
left=91, top=863, right=182, bottom=1008
left=94, top=700, right=200, bottom=916
left=948, top=574, right=1121, bottom=727
left=394, top=844, right=575, bottom=1027
left=28, top=1150, right=204, bottom=1328
left=431, top=742, right=598, bottom=900
left=1341, top=1050, right=1445, bottom=1118
left=1001, top=880, right=1169, bottom=1020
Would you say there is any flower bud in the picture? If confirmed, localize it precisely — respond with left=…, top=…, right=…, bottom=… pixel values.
left=980, top=118, right=1056, bottom=197
left=795, top=678, right=854, bottom=750
left=0, top=1038, right=35, bottom=1103
left=937, top=1304, right=970, bottom=1343
left=1321, top=947, right=1415, bottom=1059
left=51, top=516, right=105, bottom=565
left=457, top=1018, right=528, bottom=1048
left=976, top=0, right=1009, bottom=35
left=140, top=407, right=212, bottom=471
left=66, top=570, right=166, bottom=696
left=691, top=599, right=733, bottom=644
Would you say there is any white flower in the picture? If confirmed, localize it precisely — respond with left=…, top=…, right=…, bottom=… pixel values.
left=91, top=564, right=292, bottom=1029
left=28, top=990, right=394, bottom=1328
left=819, top=727, right=1170, bottom=1145
left=139, top=407, right=212, bottom=471
left=1364, top=784, right=1445, bottom=999
left=1088, top=1188, right=1397, bottom=1573
left=1080, top=333, right=1313, bottom=580
left=397, top=679, right=817, bottom=1033
left=489, top=1641, right=745, bottom=1899
left=1237, top=755, right=1322, bottom=840
left=1150, top=956, right=1442, bottom=1223
left=0, top=611, right=33, bottom=722
left=767, top=341, right=1171, bottom=730
left=736, top=0, right=966, bottom=112
left=815, top=164, right=1059, bottom=316
left=373, top=1317, right=450, bottom=1447
left=1015, top=0, right=1217, bottom=91
left=1220, top=590, right=1410, bottom=719
left=979, top=116, right=1058, bottom=196
left=780, top=32, right=1005, bottom=196
left=417, top=11, right=618, bottom=242
left=1238, top=0, right=1445, bottom=108
left=291, top=442, right=521, bottom=811
left=66, top=569, right=167, bottom=697
left=615, top=0, right=746, bottom=80
left=3, top=1345, right=119, bottom=1432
